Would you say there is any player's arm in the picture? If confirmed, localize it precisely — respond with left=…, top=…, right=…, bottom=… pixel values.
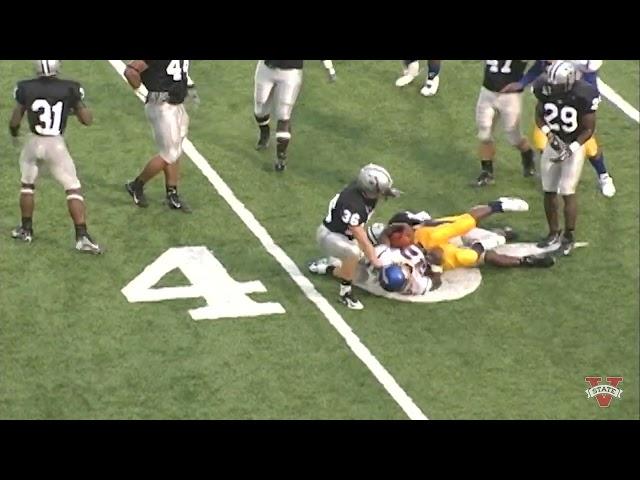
left=74, top=102, right=93, bottom=126
left=573, top=112, right=596, bottom=149
left=124, top=60, right=149, bottom=90
left=500, top=60, right=547, bottom=93
left=9, top=104, right=26, bottom=138
left=351, top=225, right=383, bottom=269
left=423, top=247, right=444, bottom=291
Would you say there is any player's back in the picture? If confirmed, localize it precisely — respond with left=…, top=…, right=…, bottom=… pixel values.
left=16, top=77, right=83, bottom=136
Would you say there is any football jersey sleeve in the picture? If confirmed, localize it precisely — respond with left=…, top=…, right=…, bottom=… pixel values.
left=14, top=82, right=26, bottom=106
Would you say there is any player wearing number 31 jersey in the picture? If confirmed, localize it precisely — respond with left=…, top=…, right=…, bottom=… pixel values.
left=9, top=60, right=102, bottom=254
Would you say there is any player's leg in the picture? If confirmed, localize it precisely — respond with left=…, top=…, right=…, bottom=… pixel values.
left=313, top=225, right=364, bottom=310
left=322, top=60, right=337, bottom=82
left=475, top=87, right=497, bottom=186
left=558, top=146, right=587, bottom=255
left=460, top=229, right=554, bottom=268
left=163, top=104, right=190, bottom=212
left=395, top=60, right=419, bottom=87
left=46, top=137, right=101, bottom=253
left=273, top=68, right=303, bottom=172
left=537, top=145, right=563, bottom=248
left=499, top=91, right=535, bottom=177
left=420, top=60, right=441, bottom=97
left=586, top=138, right=615, bottom=198
left=12, top=137, right=39, bottom=243
left=482, top=249, right=555, bottom=268
left=254, top=60, right=276, bottom=150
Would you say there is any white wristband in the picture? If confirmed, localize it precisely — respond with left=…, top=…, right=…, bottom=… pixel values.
left=541, top=125, right=551, bottom=135
left=569, top=141, right=581, bottom=153
left=430, top=265, right=443, bottom=274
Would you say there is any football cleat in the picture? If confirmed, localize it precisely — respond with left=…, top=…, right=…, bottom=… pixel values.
left=498, top=197, right=529, bottom=212
left=309, top=257, right=340, bottom=275
left=475, top=170, right=495, bottom=187
left=560, top=234, right=575, bottom=256
left=339, top=291, right=364, bottom=310
left=521, top=254, right=556, bottom=268
left=75, top=234, right=102, bottom=255
left=395, top=73, right=417, bottom=87
left=537, top=231, right=562, bottom=249
left=166, top=192, right=192, bottom=213
left=598, top=173, right=616, bottom=198
left=256, top=130, right=270, bottom=151
left=11, top=226, right=33, bottom=243
left=125, top=181, right=148, bottom=208
left=419, top=75, right=440, bottom=97
left=275, top=152, right=287, bottom=172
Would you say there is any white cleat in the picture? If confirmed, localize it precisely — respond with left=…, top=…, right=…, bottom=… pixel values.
left=498, top=197, right=529, bottom=212
left=420, top=75, right=440, bottom=97
left=340, top=292, right=364, bottom=310
left=598, top=173, right=616, bottom=198
left=309, top=257, right=339, bottom=275
left=75, top=235, right=102, bottom=255
left=395, top=73, right=417, bottom=87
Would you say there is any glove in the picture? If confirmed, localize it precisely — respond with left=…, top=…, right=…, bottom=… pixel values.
left=548, top=134, right=569, bottom=163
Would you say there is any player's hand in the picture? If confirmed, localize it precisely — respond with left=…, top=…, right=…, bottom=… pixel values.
left=500, top=81, right=524, bottom=93
left=369, top=257, right=384, bottom=270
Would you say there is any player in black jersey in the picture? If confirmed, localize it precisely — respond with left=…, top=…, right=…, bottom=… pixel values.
left=253, top=60, right=304, bottom=171
left=124, top=60, right=191, bottom=212
left=395, top=60, right=442, bottom=96
left=474, top=60, right=542, bottom=186
left=533, top=61, right=600, bottom=256
left=309, top=164, right=401, bottom=310
left=9, top=60, right=102, bottom=254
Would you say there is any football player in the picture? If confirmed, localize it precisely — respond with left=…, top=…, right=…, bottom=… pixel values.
left=124, top=60, right=191, bottom=212
left=503, top=60, right=615, bottom=197
left=9, top=60, right=102, bottom=254
left=308, top=164, right=401, bottom=310
left=395, top=60, right=442, bottom=97
left=253, top=60, right=304, bottom=172
left=474, top=60, right=544, bottom=186
left=533, top=61, right=600, bottom=255
left=386, top=198, right=555, bottom=271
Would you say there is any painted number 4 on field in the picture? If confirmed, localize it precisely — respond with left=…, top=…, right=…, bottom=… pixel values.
left=121, top=246, right=285, bottom=321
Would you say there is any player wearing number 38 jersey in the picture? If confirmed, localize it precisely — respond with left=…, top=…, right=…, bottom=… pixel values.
left=9, top=60, right=102, bottom=254
left=533, top=61, right=600, bottom=256
left=308, top=164, right=401, bottom=310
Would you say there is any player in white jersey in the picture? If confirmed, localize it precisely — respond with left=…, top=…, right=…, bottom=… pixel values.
left=374, top=243, right=435, bottom=295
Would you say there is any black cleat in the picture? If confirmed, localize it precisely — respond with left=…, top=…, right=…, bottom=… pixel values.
left=560, top=234, right=575, bottom=256
left=475, top=170, right=495, bottom=187
left=521, top=254, right=556, bottom=268
left=522, top=157, right=536, bottom=177
left=537, top=231, right=562, bottom=249
left=166, top=192, right=192, bottom=213
left=256, top=129, right=270, bottom=150
left=11, top=226, right=33, bottom=243
left=125, top=181, right=148, bottom=208
left=275, top=152, right=287, bottom=172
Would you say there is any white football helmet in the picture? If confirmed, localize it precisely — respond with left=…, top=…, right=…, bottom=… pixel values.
left=356, top=163, right=401, bottom=199
left=34, top=60, right=61, bottom=77
left=366, top=222, right=385, bottom=245
left=546, top=61, right=577, bottom=94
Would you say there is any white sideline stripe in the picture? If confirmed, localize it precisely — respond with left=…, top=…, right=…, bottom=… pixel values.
left=107, top=60, right=427, bottom=420
left=597, top=78, right=640, bottom=124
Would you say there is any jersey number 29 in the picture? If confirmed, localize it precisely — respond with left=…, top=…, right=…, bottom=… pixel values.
left=543, top=103, right=578, bottom=133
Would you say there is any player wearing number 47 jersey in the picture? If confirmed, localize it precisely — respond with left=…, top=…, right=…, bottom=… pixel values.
left=9, top=60, right=101, bottom=254
left=124, top=60, right=191, bottom=212
left=533, top=61, right=600, bottom=256
left=308, top=164, right=401, bottom=310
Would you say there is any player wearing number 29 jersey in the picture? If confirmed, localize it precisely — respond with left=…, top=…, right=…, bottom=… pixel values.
left=9, top=60, right=101, bottom=254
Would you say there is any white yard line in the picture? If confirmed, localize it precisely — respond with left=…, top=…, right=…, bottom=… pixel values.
left=597, top=78, right=640, bottom=123
left=107, top=60, right=428, bottom=420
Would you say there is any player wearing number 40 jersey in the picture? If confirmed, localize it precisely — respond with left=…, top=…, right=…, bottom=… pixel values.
left=124, top=60, right=191, bottom=212
left=308, top=164, right=401, bottom=310
left=533, top=61, right=600, bottom=256
left=9, top=60, right=101, bottom=254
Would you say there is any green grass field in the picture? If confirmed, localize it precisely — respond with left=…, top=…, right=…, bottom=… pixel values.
left=0, top=60, right=638, bottom=419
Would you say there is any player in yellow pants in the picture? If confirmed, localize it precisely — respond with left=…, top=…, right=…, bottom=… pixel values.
left=386, top=198, right=555, bottom=271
